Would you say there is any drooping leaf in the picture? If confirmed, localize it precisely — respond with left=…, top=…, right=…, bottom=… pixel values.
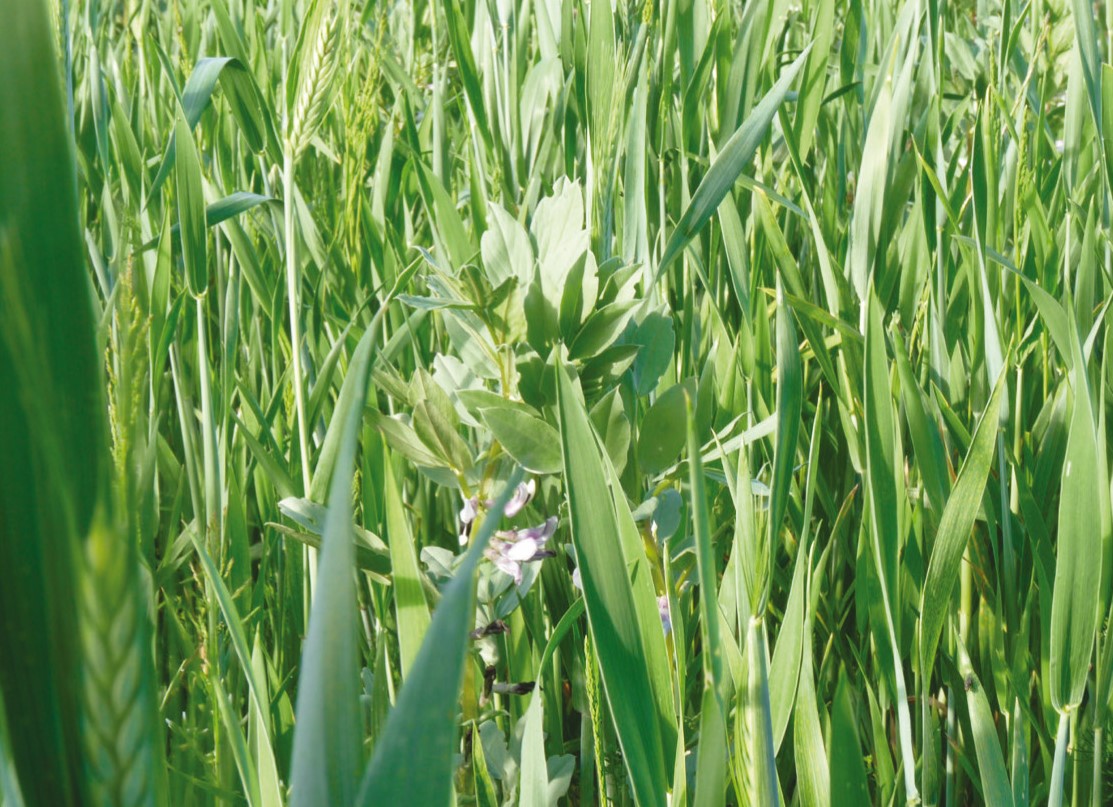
left=149, top=57, right=276, bottom=200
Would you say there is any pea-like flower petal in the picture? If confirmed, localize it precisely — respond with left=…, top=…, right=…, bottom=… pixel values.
left=514, top=516, right=557, bottom=546
left=484, top=516, right=558, bottom=585
left=507, top=537, right=540, bottom=562
left=503, top=479, right=537, bottom=518
left=657, top=595, right=672, bottom=636
left=492, top=553, right=522, bottom=584
left=459, top=496, right=479, bottom=526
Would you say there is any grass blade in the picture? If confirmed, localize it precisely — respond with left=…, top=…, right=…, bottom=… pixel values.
left=769, top=282, right=802, bottom=561
left=657, top=47, right=810, bottom=277
left=174, top=115, right=207, bottom=298
left=862, top=290, right=918, bottom=803
left=688, top=393, right=727, bottom=807
left=556, top=360, right=668, bottom=806
left=1049, top=329, right=1104, bottom=711
left=384, top=456, right=431, bottom=678
left=355, top=469, right=524, bottom=805
left=0, top=2, right=109, bottom=802
left=793, top=550, right=829, bottom=807
left=957, top=643, right=1014, bottom=807
left=288, top=310, right=376, bottom=807
left=829, top=669, right=870, bottom=804
left=919, top=366, right=1007, bottom=677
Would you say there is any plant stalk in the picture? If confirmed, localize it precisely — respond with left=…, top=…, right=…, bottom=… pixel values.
left=1093, top=725, right=1103, bottom=807
left=1051, top=711, right=1071, bottom=807
left=284, top=148, right=312, bottom=497
left=284, top=146, right=316, bottom=604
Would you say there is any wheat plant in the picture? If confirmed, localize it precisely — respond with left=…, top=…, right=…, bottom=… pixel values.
left=2, top=0, right=1113, bottom=805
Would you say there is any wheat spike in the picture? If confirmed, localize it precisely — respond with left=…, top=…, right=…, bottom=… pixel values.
left=288, top=3, right=344, bottom=158
left=80, top=514, right=157, bottom=807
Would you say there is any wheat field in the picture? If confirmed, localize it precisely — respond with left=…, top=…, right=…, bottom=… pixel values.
left=1, top=0, right=1112, bottom=805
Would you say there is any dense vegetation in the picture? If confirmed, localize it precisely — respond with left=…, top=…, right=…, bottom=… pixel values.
left=2, top=0, right=1113, bottom=804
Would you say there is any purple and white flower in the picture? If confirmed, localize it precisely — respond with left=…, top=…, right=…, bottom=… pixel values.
left=458, top=496, right=480, bottom=545
left=459, top=496, right=480, bottom=526
left=459, top=480, right=537, bottom=546
left=485, top=516, right=558, bottom=585
left=503, top=479, right=536, bottom=518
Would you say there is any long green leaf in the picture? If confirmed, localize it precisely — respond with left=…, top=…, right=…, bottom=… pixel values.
left=556, top=360, right=667, bottom=806
left=688, top=393, right=727, bottom=807
left=793, top=551, right=829, bottom=807
left=174, top=115, right=208, bottom=298
left=384, top=456, right=431, bottom=678
left=519, top=692, right=550, bottom=807
left=919, top=366, right=1007, bottom=677
left=288, top=310, right=377, bottom=807
left=0, top=2, right=108, bottom=803
left=829, top=669, right=870, bottom=804
left=768, top=544, right=806, bottom=752
left=958, top=646, right=1014, bottom=807
left=1049, top=331, right=1104, bottom=711
left=657, top=47, right=810, bottom=277
left=862, top=290, right=919, bottom=803
left=769, top=282, right=802, bottom=558
left=598, top=434, right=678, bottom=751
left=355, top=470, right=524, bottom=805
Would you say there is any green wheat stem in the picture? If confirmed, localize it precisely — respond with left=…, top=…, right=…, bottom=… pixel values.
left=283, top=147, right=312, bottom=500
left=1052, top=711, right=1071, bottom=807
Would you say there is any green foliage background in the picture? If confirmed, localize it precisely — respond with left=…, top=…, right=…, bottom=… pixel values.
left=2, top=0, right=1113, bottom=805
